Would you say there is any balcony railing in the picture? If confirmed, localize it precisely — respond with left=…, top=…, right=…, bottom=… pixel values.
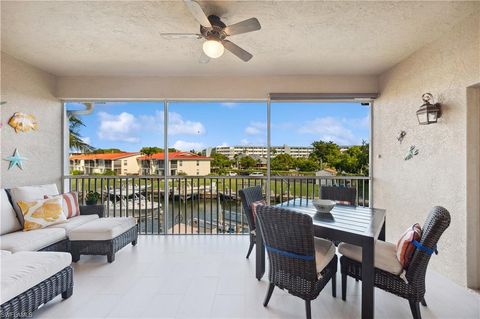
left=64, top=175, right=370, bottom=235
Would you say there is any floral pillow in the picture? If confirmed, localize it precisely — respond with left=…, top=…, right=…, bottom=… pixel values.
left=396, top=223, right=422, bottom=269
left=17, top=197, right=66, bottom=231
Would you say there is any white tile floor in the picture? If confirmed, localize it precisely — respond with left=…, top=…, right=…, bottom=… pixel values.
left=34, top=236, right=480, bottom=319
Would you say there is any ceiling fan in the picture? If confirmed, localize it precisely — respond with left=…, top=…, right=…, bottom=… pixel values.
left=160, top=0, right=261, bottom=62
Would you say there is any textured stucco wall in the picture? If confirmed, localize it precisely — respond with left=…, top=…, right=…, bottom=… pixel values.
left=56, top=75, right=378, bottom=100
left=1, top=52, right=63, bottom=189
left=373, top=11, right=480, bottom=286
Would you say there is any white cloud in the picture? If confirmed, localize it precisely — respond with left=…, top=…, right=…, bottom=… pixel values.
left=218, top=142, right=229, bottom=147
left=173, top=140, right=205, bottom=151
left=220, top=102, right=238, bottom=109
left=298, top=116, right=359, bottom=145
left=97, top=112, right=140, bottom=143
left=245, top=121, right=266, bottom=135
left=342, top=115, right=370, bottom=129
left=240, top=138, right=250, bottom=145
left=140, top=111, right=205, bottom=136
left=169, top=112, right=205, bottom=135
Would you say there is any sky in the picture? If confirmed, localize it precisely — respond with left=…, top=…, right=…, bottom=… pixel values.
left=67, top=101, right=370, bottom=152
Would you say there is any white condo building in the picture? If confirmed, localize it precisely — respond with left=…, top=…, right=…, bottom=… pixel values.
left=207, top=145, right=313, bottom=159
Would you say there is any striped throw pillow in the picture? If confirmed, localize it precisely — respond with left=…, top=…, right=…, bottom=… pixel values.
left=250, top=200, right=266, bottom=226
left=396, top=223, right=422, bottom=269
left=45, top=192, right=80, bottom=219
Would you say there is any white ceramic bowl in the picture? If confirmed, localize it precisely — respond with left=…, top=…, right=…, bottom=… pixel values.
left=312, top=199, right=336, bottom=213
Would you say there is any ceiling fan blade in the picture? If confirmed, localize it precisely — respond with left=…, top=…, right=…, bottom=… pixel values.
left=224, top=18, right=261, bottom=36
left=199, top=52, right=210, bottom=64
left=160, top=33, right=202, bottom=39
left=184, top=0, right=212, bottom=28
left=222, top=40, right=253, bottom=62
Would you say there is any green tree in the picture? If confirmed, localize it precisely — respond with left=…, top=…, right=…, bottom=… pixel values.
left=239, top=156, right=257, bottom=169
left=92, top=148, right=123, bottom=154
left=339, top=141, right=369, bottom=174
left=140, top=147, right=163, bottom=156
left=69, top=114, right=95, bottom=153
left=310, top=141, right=341, bottom=166
left=295, top=158, right=320, bottom=172
left=211, top=153, right=231, bottom=169
left=271, top=154, right=295, bottom=171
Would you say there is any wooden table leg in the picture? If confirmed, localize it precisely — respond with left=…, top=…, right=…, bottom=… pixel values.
left=362, top=237, right=375, bottom=319
left=255, top=225, right=265, bottom=280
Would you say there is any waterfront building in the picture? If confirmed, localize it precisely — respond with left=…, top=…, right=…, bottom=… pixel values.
left=70, top=152, right=141, bottom=175
left=138, top=152, right=212, bottom=176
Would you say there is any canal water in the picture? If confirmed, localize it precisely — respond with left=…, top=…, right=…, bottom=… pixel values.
left=106, top=198, right=247, bottom=235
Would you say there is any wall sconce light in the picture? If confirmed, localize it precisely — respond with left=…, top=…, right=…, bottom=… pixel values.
left=416, top=93, right=442, bottom=125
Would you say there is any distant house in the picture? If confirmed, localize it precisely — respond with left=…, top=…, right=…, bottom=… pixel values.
left=315, top=168, right=337, bottom=185
left=70, top=152, right=141, bottom=175
left=137, top=152, right=212, bottom=176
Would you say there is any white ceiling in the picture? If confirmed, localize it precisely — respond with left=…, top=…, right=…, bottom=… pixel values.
left=1, top=1, right=477, bottom=77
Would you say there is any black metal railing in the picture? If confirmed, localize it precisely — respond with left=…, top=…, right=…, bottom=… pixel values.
left=64, top=175, right=370, bottom=235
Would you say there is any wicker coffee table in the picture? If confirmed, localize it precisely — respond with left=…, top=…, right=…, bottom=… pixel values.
left=69, top=217, right=138, bottom=263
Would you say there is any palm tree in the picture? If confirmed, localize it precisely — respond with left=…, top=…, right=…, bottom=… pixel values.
left=69, top=114, right=95, bottom=152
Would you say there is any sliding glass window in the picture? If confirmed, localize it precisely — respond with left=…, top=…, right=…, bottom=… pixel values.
left=64, top=100, right=370, bottom=235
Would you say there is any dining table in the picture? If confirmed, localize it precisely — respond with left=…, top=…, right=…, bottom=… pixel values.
left=255, top=198, right=386, bottom=319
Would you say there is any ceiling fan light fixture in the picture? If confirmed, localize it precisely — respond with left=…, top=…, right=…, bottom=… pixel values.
left=202, top=40, right=224, bottom=58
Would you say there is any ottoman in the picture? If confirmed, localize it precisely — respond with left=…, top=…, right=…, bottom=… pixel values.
left=1, top=251, right=73, bottom=318
left=69, top=217, right=138, bottom=263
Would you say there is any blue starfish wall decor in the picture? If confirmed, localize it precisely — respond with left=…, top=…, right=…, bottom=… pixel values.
left=4, top=148, right=27, bottom=170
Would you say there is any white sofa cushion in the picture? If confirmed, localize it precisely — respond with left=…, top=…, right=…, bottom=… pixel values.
left=48, top=214, right=99, bottom=235
left=314, top=237, right=336, bottom=277
left=0, top=251, right=71, bottom=304
left=1, top=189, right=21, bottom=235
left=0, top=228, right=67, bottom=252
left=1, top=250, right=12, bottom=256
left=69, top=217, right=137, bottom=241
left=338, top=241, right=403, bottom=275
left=8, top=184, right=60, bottom=226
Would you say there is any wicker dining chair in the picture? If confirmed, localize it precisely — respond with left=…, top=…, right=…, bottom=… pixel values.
left=340, top=206, right=451, bottom=319
left=239, top=185, right=264, bottom=259
left=321, top=186, right=356, bottom=206
left=256, top=205, right=338, bottom=319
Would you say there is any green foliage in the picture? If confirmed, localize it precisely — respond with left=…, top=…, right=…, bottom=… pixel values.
left=69, top=114, right=95, bottom=153
left=71, top=169, right=84, bottom=175
left=309, top=140, right=369, bottom=175
left=102, top=169, right=116, bottom=176
left=211, top=153, right=232, bottom=169
left=295, top=158, right=320, bottom=172
left=140, top=147, right=163, bottom=156
left=177, top=171, right=188, bottom=176
left=310, top=141, right=341, bottom=165
left=239, top=156, right=257, bottom=169
left=92, top=148, right=123, bottom=154
left=85, top=191, right=100, bottom=203
left=271, top=154, right=296, bottom=171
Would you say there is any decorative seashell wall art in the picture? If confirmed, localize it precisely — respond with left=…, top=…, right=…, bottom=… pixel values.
left=8, top=112, right=38, bottom=133
left=404, top=145, right=419, bottom=161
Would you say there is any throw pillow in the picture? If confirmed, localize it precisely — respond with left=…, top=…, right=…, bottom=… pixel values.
left=396, top=223, right=422, bottom=269
left=45, top=192, right=80, bottom=219
left=18, top=197, right=66, bottom=231
left=250, top=200, right=266, bottom=226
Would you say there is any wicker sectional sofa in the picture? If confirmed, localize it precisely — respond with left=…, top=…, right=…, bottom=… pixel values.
left=0, top=184, right=138, bottom=318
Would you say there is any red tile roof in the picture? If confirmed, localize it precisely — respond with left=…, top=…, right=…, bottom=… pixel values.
left=70, top=152, right=139, bottom=160
left=138, top=152, right=211, bottom=161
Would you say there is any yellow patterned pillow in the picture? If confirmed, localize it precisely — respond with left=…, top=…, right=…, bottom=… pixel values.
left=17, top=197, right=66, bottom=231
